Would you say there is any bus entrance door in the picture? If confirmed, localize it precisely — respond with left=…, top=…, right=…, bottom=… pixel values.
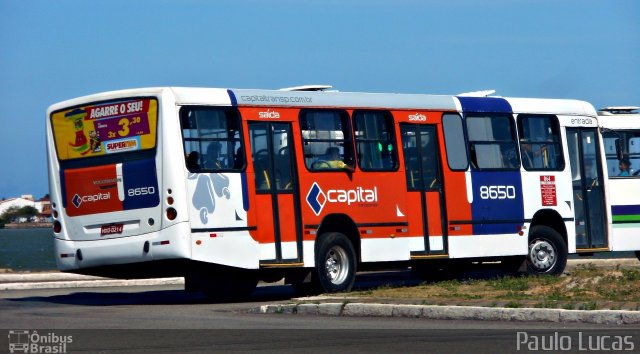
left=249, top=122, right=303, bottom=264
left=567, top=128, right=608, bottom=251
left=401, top=124, right=448, bottom=256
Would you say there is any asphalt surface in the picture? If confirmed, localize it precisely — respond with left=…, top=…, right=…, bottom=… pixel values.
left=2, top=258, right=639, bottom=325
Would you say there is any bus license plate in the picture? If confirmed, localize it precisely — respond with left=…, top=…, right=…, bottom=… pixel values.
left=101, top=224, right=124, bottom=236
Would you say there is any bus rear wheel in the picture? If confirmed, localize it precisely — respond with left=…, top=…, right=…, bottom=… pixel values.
left=313, top=232, right=356, bottom=293
left=526, top=226, right=567, bottom=276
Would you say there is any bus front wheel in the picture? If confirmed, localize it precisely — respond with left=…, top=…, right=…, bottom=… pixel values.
left=313, top=232, right=356, bottom=293
left=526, top=226, right=567, bottom=276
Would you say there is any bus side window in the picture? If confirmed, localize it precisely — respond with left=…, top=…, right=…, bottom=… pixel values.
left=353, top=110, right=398, bottom=171
left=300, top=109, right=354, bottom=171
left=180, top=107, right=245, bottom=173
left=465, top=114, right=518, bottom=170
left=603, top=131, right=640, bottom=177
left=442, top=113, right=468, bottom=171
left=517, top=115, right=564, bottom=171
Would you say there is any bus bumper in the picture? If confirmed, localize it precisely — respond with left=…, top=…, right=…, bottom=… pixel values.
left=53, top=222, right=191, bottom=271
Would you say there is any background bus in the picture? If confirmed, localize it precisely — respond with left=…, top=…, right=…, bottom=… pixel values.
left=46, top=87, right=640, bottom=297
left=598, top=106, right=640, bottom=259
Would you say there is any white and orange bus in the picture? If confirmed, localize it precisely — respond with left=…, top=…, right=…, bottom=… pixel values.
left=46, top=87, right=640, bottom=296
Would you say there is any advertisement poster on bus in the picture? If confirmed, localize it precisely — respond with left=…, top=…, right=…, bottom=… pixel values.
left=50, top=98, right=158, bottom=160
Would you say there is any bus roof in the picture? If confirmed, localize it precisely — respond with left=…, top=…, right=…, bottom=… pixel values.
left=47, top=86, right=597, bottom=117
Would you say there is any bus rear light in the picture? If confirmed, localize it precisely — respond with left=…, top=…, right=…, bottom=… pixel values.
left=153, top=240, right=171, bottom=246
left=53, top=221, right=62, bottom=233
left=167, top=196, right=174, bottom=205
left=52, top=210, right=58, bottom=218
left=166, top=207, right=177, bottom=220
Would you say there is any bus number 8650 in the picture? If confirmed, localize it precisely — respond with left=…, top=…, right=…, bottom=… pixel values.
left=128, top=187, right=156, bottom=197
left=479, top=185, right=516, bottom=200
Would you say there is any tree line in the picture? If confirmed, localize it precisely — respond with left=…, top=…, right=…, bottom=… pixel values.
left=0, top=205, right=40, bottom=226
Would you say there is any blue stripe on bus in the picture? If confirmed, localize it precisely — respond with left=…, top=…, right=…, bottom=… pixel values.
left=612, top=204, right=640, bottom=215
left=470, top=171, right=524, bottom=235
left=60, top=170, right=67, bottom=208
left=122, top=158, right=160, bottom=210
left=457, top=96, right=512, bottom=114
left=227, top=89, right=237, bottom=106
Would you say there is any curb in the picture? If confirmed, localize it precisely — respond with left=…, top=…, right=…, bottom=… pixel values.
left=0, top=273, right=108, bottom=283
left=0, top=275, right=184, bottom=291
left=254, top=303, right=640, bottom=325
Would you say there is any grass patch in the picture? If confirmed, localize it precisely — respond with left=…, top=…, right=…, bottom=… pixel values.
left=488, top=276, right=530, bottom=291
left=347, top=263, right=640, bottom=309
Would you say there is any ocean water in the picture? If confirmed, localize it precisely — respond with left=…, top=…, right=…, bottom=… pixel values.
left=0, top=228, right=57, bottom=271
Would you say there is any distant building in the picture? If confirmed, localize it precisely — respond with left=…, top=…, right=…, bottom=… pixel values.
left=0, top=195, right=52, bottom=223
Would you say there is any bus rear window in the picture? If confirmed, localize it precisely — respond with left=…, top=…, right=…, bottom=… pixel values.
left=50, top=98, right=158, bottom=161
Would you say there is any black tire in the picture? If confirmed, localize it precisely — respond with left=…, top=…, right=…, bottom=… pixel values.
left=313, top=232, right=357, bottom=293
left=526, top=226, right=567, bottom=275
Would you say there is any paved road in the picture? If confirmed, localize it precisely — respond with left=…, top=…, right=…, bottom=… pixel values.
left=2, top=284, right=640, bottom=353
left=2, top=267, right=640, bottom=353
left=1, top=259, right=639, bottom=353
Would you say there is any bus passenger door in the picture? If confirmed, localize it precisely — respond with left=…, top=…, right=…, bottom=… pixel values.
left=249, top=122, right=303, bottom=264
left=566, top=128, right=608, bottom=250
left=400, top=124, right=447, bottom=256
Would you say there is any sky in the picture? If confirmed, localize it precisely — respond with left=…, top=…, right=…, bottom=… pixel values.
left=0, top=0, right=638, bottom=200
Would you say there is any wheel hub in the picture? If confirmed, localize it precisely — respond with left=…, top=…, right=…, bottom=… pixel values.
left=529, top=240, right=557, bottom=272
left=324, top=246, right=349, bottom=285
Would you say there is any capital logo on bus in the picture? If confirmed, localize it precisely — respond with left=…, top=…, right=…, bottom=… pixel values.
left=306, top=182, right=379, bottom=215
left=72, top=192, right=111, bottom=208
left=306, top=182, right=327, bottom=216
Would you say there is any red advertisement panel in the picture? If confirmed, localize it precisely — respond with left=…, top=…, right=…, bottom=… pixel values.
left=64, top=165, right=123, bottom=216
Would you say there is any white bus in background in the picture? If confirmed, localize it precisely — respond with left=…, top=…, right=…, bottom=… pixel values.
left=599, top=106, right=640, bottom=259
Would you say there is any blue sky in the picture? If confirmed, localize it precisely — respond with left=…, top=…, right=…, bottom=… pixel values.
left=0, top=0, right=638, bottom=200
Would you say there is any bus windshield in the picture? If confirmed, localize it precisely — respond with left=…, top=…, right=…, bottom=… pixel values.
left=50, top=98, right=158, bottom=161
